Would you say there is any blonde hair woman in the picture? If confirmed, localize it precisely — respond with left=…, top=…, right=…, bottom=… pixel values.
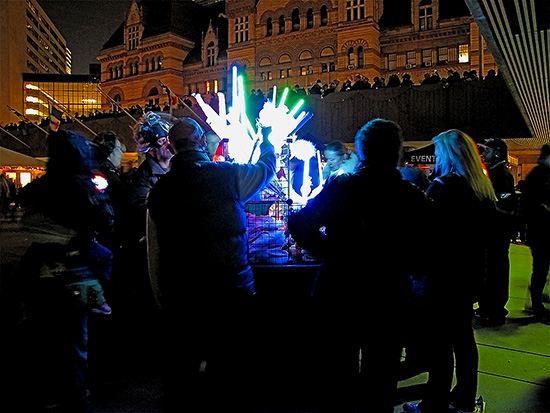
left=431, top=129, right=497, bottom=202
left=403, top=129, right=496, bottom=413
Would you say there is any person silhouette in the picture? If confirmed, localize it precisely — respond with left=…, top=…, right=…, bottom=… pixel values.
left=521, top=144, right=550, bottom=321
left=289, top=118, right=431, bottom=412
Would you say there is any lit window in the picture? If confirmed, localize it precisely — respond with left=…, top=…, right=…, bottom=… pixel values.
left=458, top=44, right=469, bottom=63
left=20, top=172, right=31, bottom=187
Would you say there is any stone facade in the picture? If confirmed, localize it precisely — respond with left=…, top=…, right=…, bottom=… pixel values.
left=97, top=0, right=497, bottom=109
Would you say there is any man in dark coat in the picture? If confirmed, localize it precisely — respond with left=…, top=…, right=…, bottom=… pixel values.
left=522, top=144, right=550, bottom=321
left=146, top=117, right=276, bottom=412
left=288, top=118, right=431, bottom=413
left=477, top=138, right=517, bottom=326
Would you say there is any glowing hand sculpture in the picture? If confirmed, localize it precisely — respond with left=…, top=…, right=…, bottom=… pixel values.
left=193, top=92, right=254, bottom=164
left=193, top=66, right=314, bottom=164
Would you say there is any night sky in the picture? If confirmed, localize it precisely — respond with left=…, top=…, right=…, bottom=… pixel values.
left=38, top=0, right=132, bottom=74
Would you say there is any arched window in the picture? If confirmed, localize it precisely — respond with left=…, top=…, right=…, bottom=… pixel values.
left=357, top=46, right=364, bottom=68
left=320, top=47, right=335, bottom=57
left=148, top=87, right=159, bottom=97
left=292, top=8, right=300, bottom=32
left=145, top=58, right=149, bottom=72
left=120, top=65, right=124, bottom=77
left=299, top=50, right=313, bottom=61
left=113, top=94, right=121, bottom=102
left=306, top=9, right=314, bottom=29
left=109, top=67, right=113, bottom=80
left=278, top=15, right=286, bottom=34
left=320, top=6, right=328, bottom=26
left=348, top=47, right=355, bottom=68
left=259, top=57, right=272, bottom=67
left=151, top=56, right=156, bottom=71
left=157, top=56, right=162, bottom=69
left=278, top=53, right=292, bottom=64
left=135, top=61, right=139, bottom=75
left=266, top=17, right=273, bottom=37
left=207, top=41, right=215, bottom=67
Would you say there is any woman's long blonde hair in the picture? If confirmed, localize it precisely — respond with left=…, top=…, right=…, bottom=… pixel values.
left=433, top=129, right=497, bottom=201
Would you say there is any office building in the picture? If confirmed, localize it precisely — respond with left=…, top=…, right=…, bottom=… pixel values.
left=0, top=0, right=72, bottom=125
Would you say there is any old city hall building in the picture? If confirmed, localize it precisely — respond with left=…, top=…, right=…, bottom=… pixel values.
left=97, top=0, right=497, bottom=110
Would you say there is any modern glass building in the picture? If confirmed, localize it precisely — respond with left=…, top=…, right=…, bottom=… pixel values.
left=22, top=73, right=101, bottom=122
left=0, top=0, right=71, bottom=125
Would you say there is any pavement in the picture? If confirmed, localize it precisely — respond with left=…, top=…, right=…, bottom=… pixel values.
left=393, top=243, right=550, bottom=413
left=1, top=220, right=549, bottom=412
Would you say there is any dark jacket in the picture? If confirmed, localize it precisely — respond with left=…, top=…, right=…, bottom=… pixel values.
left=95, top=158, right=130, bottom=250
left=288, top=166, right=431, bottom=308
left=147, top=141, right=276, bottom=298
left=426, top=173, right=496, bottom=309
left=19, top=131, right=114, bottom=243
left=129, top=154, right=169, bottom=242
left=522, top=162, right=550, bottom=244
left=487, top=160, right=517, bottom=236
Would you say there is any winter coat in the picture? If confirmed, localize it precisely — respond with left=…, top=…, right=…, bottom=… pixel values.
left=425, top=173, right=496, bottom=310
left=129, top=154, right=169, bottom=242
left=288, top=166, right=431, bottom=309
left=522, top=162, right=550, bottom=245
left=147, top=141, right=276, bottom=304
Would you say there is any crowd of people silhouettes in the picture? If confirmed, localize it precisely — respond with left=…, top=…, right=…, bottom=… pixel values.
left=6, top=86, right=549, bottom=413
